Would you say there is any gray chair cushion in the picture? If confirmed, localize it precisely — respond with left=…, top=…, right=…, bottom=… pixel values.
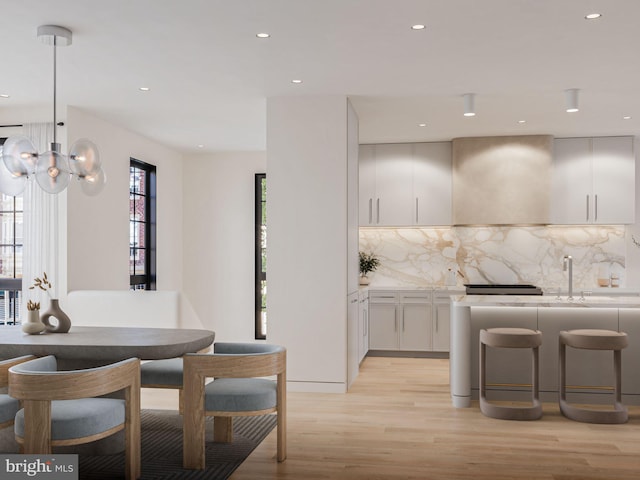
left=140, top=358, right=183, bottom=387
left=15, top=398, right=125, bottom=441
left=213, top=343, right=284, bottom=355
left=0, top=394, right=19, bottom=425
left=205, top=378, right=276, bottom=412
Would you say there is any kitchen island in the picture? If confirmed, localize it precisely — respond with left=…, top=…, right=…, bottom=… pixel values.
left=450, top=295, right=640, bottom=408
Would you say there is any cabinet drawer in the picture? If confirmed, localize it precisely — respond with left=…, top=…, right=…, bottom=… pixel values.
left=399, top=291, right=432, bottom=303
left=369, top=292, right=398, bottom=304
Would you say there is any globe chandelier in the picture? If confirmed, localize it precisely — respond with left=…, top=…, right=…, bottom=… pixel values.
left=0, top=25, right=106, bottom=196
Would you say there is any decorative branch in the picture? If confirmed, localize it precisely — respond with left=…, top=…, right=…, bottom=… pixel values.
left=29, top=272, right=53, bottom=298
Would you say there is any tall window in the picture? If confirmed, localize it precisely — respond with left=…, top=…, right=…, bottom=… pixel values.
left=0, top=138, right=23, bottom=324
left=129, top=159, right=156, bottom=290
left=255, top=174, right=267, bottom=339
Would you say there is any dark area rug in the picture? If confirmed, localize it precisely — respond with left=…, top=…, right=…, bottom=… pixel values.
left=78, top=409, right=277, bottom=480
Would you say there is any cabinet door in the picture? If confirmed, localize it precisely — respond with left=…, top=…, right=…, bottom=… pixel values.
left=551, top=138, right=592, bottom=224
left=399, top=304, right=432, bottom=351
left=374, top=144, right=414, bottom=226
left=359, top=145, right=377, bottom=225
left=433, top=302, right=451, bottom=352
left=347, top=293, right=360, bottom=388
left=369, top=304, right=398, bottom=350
left=358, top=296, right=369, bottom=363
left=592, top=136, right=635, bottom=224
left=413, top=142, right=452, bottom=226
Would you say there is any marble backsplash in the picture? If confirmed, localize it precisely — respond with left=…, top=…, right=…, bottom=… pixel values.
left=359, top=226, right=626, bottom=290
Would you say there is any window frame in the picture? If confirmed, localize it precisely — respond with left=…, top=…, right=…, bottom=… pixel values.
left=0, top=137, right=23, bottom=324
left=129, top=158, right=157, bottom=290
left=255, top=173, right=266, bottom=340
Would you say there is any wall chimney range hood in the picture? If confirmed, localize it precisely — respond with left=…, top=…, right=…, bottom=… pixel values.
left=452, top=135, right=553, bottom=225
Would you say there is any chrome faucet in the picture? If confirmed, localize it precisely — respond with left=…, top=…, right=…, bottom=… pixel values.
left=563, top=255, right=573, bottom=300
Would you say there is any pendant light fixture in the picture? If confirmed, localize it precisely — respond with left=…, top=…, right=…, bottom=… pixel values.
left=463, top=93, right=476, bottom=117
left=0, top=25, right=105, bottom=196
left=565, top=88, right=580, bottom=113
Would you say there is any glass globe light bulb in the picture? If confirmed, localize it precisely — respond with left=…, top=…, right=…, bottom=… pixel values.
left=81, top=167, right=107, bottom=196
left=69, top=138, right=101, bottom=177
left=0, top=146, right=27, bottom=196
left=2, top=135, right=37, bottom=176
left=35, top=150, right=70, bottom=194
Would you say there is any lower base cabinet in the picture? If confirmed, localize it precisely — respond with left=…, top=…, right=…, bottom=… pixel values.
left=369, top=291, right=433, bottom=352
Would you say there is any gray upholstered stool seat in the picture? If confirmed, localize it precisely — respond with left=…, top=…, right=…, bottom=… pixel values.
left=559, top=329, right=628, bottom=424
left=140, top=358, right=183, bottom=387
left=480, top=327, right=543, bottom=420
left=0, top=395, right=19, bottom=428
left=15, top=398, right=125, bottom=441
left=205, top=378, right=277, bottom=412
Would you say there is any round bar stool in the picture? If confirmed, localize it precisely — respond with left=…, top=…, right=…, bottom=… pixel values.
left=480, top=328, right=543, bottom=420
left=559, top=329, right=628, bottom=424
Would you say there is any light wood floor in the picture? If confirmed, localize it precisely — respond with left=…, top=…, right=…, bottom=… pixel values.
left=143, top=357, right=640, bottom=479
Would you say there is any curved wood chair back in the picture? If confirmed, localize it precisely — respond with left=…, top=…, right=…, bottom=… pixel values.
left=9, top=356, right=141, bottom=480
left=183, top=343, right=286, bottom=470
left=0, top=356, right=35, bottom=430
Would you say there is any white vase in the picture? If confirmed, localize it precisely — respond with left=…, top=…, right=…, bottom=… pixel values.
left=359, top=275, right=370, bottom=286
left=22, top=309, right=46, bottom=335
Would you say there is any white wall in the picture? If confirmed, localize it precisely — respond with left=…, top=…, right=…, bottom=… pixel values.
left=267, top=95, right=350, bottom=392
left=182, top=152, right=266, bottom=340
left=65, top=107, right=185, bottom=293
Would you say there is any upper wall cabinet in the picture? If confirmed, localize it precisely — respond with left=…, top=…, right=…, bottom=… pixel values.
left=551, top=137, right=635, bottom=224
left=359, top=142, right=452, bottom=227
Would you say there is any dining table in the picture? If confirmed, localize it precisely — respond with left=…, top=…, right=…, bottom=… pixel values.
left=0, top=325, right=215, bottom=368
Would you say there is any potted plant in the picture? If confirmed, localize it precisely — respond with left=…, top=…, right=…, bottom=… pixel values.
left=359, top=251, right=380, bottom=285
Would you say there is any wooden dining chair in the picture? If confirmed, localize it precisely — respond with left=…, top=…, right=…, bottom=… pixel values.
left=0, top=355, right=35, bottom=448
left=183, top=343, right=286, bottom=470
left=9, top=355, right=141, bottom=480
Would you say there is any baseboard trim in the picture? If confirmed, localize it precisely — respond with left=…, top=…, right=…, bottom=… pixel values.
left=366, top=350, right=449, bottom=359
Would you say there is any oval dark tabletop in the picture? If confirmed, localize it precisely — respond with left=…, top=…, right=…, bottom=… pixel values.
left=0, top=326, right=215, bottom=361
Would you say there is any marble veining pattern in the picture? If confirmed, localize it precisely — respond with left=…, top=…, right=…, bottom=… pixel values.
left=359, top=226, right=625, bottom=289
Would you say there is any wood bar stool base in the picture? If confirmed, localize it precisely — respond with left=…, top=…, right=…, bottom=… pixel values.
left=559, top=329, right=628, bottom=424
left=480, top=328, right=543, bottom=421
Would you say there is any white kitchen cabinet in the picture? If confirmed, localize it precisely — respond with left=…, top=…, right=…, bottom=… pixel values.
left=375, top=144, right=414, bottom=226
left=347, top=292, right=360, bottom=388
left=368, top=291, right=432, bottom=352
left=413, top=142, right=452, bottom=225
left=358, top=290, right=369, bottom=363
left=358, top=144, right=377, bottom=225
left=369, top=302, right=398, bottom=350
left=359, top=142, right=452, bottom=227
left=551, top=136, right=635, bottom=224
left=400, top=304, right=432, bottom=351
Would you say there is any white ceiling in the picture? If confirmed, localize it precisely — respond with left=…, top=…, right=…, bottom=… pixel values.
left=2, top=0, right=639, bottom=154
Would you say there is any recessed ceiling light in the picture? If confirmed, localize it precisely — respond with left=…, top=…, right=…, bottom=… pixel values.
left=0, top=94, right=9, bottom=98
left=291, top=79, right=303, bottom=84
left=197, top=144, right=205, bottom=148
left=411, top=24, right=426, bottom=30
left=518, top=120, right=526, bottom=124
left=418, top=123, right=427, bottom=127
left=256, top=33, right=270, bottom=38
left=585, top=13, right=602, bottom=20
left=139, top=87, right=150, bottom=92
left=623, top=116, right=632, bottom=120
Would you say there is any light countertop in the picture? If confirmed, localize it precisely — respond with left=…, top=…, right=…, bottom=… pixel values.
left=452, top=294, right=640, bottom=308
